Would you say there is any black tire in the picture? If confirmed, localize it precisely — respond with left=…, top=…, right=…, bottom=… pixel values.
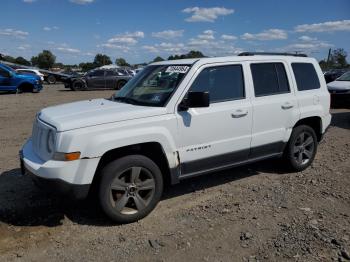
left=71, top=80, right=86, bottom=91
left=284, top=125, right=318, bottom=172
left=47, top=75, right=56, bottom=84
left=116, top=80, right=126, bottom=90
left=99, top=155, right=163, bottom=224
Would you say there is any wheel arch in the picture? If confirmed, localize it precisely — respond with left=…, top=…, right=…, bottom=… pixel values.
left=89, top=142, right=176, bottom=196
left=17, top=81, right=34, bottom=92
left=293, top=116, right=322, bottom=141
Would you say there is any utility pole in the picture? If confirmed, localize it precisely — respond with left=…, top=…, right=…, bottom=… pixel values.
left=326, top=48, right=332, bottom=70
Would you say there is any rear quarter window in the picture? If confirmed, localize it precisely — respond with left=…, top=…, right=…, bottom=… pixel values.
left=292, top=63, right=320, bottom=91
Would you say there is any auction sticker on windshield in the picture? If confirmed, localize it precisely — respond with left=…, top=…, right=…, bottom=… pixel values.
left=165, top=66, right=190, bottom=74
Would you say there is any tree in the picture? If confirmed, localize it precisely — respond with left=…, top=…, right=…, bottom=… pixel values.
left=14, top=56, right=31, bottom=66
left=2, top=55, right=16, bottom=63
left=331, top=48, right=348, bottom=68
left=31, top=50, right=56, bottom=69
left=152, top=56, right=164, bottom=62
left=115, top=57, right=130, bottom=67
left=94, top=53, right=112, bottom=67
left=79, top=62, right=97, bottom=72
left=168, top=50, right=205, bottom=60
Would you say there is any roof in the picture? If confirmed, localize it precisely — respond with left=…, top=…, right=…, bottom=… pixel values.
left=150, top=55, right=317, bottom=67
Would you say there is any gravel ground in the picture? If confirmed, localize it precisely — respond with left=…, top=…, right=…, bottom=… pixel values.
left=0, top=85, right=349, bottom=262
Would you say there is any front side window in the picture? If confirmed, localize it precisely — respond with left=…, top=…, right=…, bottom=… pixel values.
left=189, top=65, right=245, bottom=103
left=105, top=70, right=117, bottom=76
left=114, top=64, right=191, bottom=107
left=292, top=63, right=320, bottom=91
left=251, top=63, right=290, bottom=96
left=0, top=68, right=8, bottom=77
left=336, top=72, right=350, bottom=81
left=90, top=70, right=104, bottom=77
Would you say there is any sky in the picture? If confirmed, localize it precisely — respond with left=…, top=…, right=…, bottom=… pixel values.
left=1, top=0, right=350, bottom=65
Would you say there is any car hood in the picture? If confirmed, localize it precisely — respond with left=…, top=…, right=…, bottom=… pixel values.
left=16, top=73, right=40, bottom=81
left=39, top=98, right=167, bottom=132
left=327, top=80, right=350, bottom=90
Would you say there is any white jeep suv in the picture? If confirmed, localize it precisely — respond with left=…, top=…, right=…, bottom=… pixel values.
left=20, top=52, right=331, bottom=223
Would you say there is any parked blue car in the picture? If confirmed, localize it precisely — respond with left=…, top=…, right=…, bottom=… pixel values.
left=0, top=63, right=43, bottom=93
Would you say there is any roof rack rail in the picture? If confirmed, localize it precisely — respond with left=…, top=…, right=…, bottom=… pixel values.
left=238, top=52, right=308, bottom=57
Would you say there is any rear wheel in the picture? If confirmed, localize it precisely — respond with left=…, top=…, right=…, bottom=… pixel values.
left=71, top=80, right=86, bottom=91
left=99, top=155, right=163, bottom=224
left=47, top=75, right=56, bottom=84
left=116, top=80, right=127, bottom=90
left=284, top=125, right=317, bottom=171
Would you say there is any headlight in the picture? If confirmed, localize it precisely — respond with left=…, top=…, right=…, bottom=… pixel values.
left=35, top=80, right=40, bottom=84
left=47, top=130, right=56, bottom=153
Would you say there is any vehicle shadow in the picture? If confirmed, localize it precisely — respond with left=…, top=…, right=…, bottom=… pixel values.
left=0, top=159, right=288, bottom=227
left=331, top=111, right=350, bottom=130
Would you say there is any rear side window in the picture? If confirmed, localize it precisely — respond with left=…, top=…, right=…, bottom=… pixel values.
left=292, top=63, right=320, bottom=91
left=251, top=63, right=290, bottom=96
left=190, top=65, right=245, bottom=103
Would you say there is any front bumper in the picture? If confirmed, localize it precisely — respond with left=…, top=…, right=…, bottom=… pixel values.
left=20, top=139, right=100, bottom=199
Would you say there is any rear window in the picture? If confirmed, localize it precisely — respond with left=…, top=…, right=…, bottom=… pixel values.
left=250, top=63, right=290, bottom=96
left=292, top=63, right=320, bottom=91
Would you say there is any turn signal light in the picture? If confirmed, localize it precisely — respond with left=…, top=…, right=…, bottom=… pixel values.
left=53, top=152, right=81, bottom=161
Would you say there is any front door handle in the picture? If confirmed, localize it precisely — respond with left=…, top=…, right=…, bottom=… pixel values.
left=231, top=109, right=248, bottom=118
left=281, top=102, right=294, bottom=110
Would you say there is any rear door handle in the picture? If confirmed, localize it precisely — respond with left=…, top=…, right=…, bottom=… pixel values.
left=281, top=102, right=294, bottom=110
left=231, top=109, right=248, bottom=118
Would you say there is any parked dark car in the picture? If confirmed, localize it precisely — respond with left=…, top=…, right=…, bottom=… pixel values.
left=324, top=69, right=349, bottom=83
left=62, top=69, right=132, bottom=91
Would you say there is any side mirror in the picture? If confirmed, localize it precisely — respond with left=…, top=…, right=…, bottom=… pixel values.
left=179, top=91, right=210, bottom=111
left=6, top=71, right=13, bottom=78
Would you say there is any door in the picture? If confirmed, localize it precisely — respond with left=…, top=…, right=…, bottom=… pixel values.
left=0, top=67, right=14, bottom=91
left=176, top=63, right=253, bottom=176
left=86, top=70, right=105, bottom=88
left=248, top=61, right=300, bottom=157
left=104, top=70, right=117, bottom=89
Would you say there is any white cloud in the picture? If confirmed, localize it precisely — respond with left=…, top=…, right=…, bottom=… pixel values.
left=295, top=20, right=350, bottom=32
left=99, top=43, right=130, bottom=53
left=107, top=31, right=144, bottom=45
left=221, top=34, right=237, bottom=40
left=56, top=47, right=81, bottom=53
left=23, top=0, right=36, bottom=3
left=43, top=26, right=59, bottom=31
left=182, top=7, right=234, bottom=22
left=152, top=30, right=184, bottom=39
left=198, top=30, right=215, bottom=40
left=241, top=29, right=287, bottom=41
left=298, top=35, right=317, bottom=42
left=69, top=0, right=94, bottom=4
left=17, top=44, right=31, bottom=50
left=142, top=45, right=159, bottom=53
left=142, top=43, right=186, bottom=54
left=0, top=28, right=29, bottom=39
left=279, top=41, right=333, bottom=53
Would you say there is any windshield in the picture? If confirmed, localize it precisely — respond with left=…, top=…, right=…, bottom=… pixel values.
left=1, top=64, right=16, bottom=74
left=337, top=72, right=350, bottom=81
left=113, top=64, right=191, bottom=107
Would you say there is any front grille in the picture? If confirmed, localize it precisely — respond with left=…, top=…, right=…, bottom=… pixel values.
left=32, top=118, right=53, bottom=161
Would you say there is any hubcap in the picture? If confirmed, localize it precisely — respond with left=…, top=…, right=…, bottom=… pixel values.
left=293, top=131, right=314, bottom=166
left=109, top=167, right=155, bottom=215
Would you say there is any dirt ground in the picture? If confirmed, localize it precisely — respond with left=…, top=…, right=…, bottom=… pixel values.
left=0, top=85, right=349, bottom=262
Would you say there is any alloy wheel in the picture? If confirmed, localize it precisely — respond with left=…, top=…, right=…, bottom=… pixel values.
left=109, top=167, right=156, bottom=215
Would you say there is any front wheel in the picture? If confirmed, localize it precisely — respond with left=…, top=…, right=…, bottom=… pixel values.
left=284, top=125, right=318, bottom=172
left=99, top=155, right=163, bottom=224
